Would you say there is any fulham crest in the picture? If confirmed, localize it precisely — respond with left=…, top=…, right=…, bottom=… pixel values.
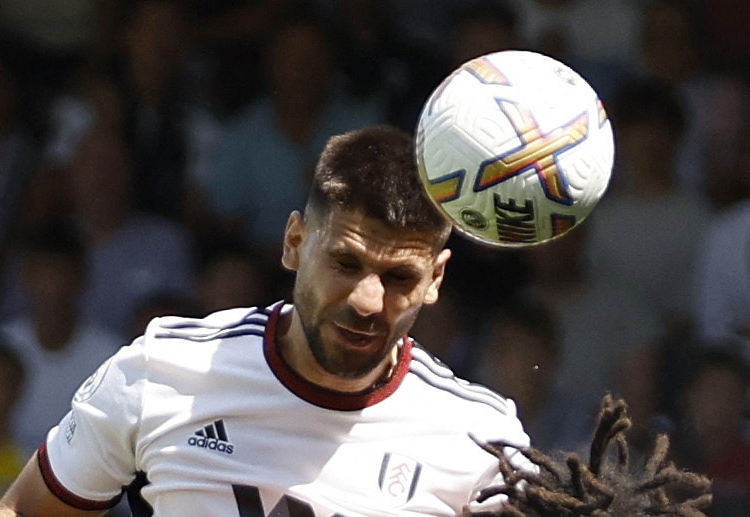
left=378, top=453, right=421, bottom=506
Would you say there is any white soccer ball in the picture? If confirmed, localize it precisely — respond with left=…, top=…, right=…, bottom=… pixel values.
left=415, top=50, right=614, bottom=247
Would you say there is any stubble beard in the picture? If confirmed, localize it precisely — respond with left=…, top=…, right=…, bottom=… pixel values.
left=293, top=272, right=419, bottom=382
left=300, top=315, right=392, bottom=380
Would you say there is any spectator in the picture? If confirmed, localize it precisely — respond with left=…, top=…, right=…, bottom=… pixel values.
left=472, top=299, right=595, bottom=453
left=504, top=0, right=642, bottom=100
left=0, top=59, right=38, bottom=245
left=187, top=0, right=293, bottom=116
left=471, top=394, right=713, bottom=517
left=70, top=128, right=197, bottom=338
left=40, top=69, right=125, bottom=172
left=691, top=199, right=750, bottom=357
left=115, top=0, right=222, bottom=221
left=529, top=78, right=710, bottom=403
left=428, top=0, right=528, bottom=328
left=1, top=223, right=122, bottom=452
left=196, top=238, right=274, bottom=314
left=671, top=346, right=750, bottom=516
left=200, top=13, right=385, bottom=264
left=315, top=0, right=422, bottom=130
left=586, top=78, right=711, bottom=341
left=0, top=58, right=35, bottom=319
left=637, top=0, right=750, bottom=204
left=516, top=224, right=657, bottom=405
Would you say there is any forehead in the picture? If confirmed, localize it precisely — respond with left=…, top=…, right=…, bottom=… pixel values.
left=312, top=209, right=440, bottom=264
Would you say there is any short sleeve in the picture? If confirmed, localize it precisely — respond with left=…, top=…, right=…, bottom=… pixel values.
left=40, top=338, right=147, bottom=509
left=466, top=398, right=536, bottom=513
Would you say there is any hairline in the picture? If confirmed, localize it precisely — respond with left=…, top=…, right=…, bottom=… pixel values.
left=303, top=199, right=451, bottom=253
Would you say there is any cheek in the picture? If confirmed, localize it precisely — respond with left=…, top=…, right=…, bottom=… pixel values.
left=293, top=269, right=320, bottom=320
left=389, top=304, right=422, bottom=339
left=295, top=265, right=352, bottom=322
left=386, top=278, right=437, bottom=327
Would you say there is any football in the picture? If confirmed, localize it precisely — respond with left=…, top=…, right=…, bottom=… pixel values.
left=415, top=50, right=614, bottom=247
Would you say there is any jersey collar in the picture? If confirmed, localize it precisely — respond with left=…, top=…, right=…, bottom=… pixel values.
left=263, top=302, right=412, bottom=411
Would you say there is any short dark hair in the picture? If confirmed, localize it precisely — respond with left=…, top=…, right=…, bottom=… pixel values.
left=471, top=395, right=712, bottom=516
left=306, top=125, right=451, bottom=244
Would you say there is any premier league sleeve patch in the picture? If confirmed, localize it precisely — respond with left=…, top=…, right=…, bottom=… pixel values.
left=74, top=356, right=114, bottom=403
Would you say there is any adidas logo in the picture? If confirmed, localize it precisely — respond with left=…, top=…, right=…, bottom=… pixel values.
left=187, top=419, right=234, bottom=454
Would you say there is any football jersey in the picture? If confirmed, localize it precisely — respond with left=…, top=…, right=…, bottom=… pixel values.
left=41, top=302, right=532, bottom=516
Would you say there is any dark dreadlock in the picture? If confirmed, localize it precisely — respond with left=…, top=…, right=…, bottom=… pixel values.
left=470, top=395, right=712, bottom=517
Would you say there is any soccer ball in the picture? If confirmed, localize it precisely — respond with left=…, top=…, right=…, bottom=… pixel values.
left=415, top=50, right=614, bottom=247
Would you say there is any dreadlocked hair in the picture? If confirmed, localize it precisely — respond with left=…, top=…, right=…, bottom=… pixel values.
left=470, top=395, right=712, bottom=517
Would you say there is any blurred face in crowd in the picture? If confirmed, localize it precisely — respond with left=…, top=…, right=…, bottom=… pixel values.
left=69, top=131, right=134, bottom=236
left=641, top=4, right=699, bottom=83
left=21, top=251, right=83, bottom=313
left=125, top=0, right=189, bottom=100
left=266, top=21, right=335, bottom=112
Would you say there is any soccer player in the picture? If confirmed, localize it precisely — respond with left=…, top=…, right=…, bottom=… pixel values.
left=469, top=395, right=712, bottom=517
left=0, top=125, right=532, bottom=516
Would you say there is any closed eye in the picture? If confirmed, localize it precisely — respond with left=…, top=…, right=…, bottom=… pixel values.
left=337, top=260, right=360, bottom=272
left=383, top=268, right=421, bottom=285
left=331, top=253, right=362, bottom=274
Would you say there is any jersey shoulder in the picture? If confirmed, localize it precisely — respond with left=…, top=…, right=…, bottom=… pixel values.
left=144, top=302, right=281, bottom=345
left=407, top=342, right=517, bottom=418
left=130, top=303, right=284, bottom=377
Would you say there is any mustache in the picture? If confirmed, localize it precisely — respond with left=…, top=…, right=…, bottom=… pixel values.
left=331, top=308, right=387, bottom=334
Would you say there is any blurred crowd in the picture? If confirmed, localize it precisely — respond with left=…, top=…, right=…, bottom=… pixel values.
left=2, top=0, right=750, bottom=514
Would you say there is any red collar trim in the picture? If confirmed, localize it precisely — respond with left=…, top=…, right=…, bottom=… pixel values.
left=263, top=304, right=411, bottom=411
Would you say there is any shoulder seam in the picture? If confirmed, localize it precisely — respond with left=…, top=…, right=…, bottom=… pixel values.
left=409, top=347, right=512, bottom=415
left=150, top=306, right=274, bottom=343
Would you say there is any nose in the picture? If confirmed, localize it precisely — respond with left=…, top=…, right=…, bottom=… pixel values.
left=348, top=273, right=385, bottom=317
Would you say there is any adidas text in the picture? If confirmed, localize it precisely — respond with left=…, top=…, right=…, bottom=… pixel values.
left=188, top=436, right=234, bottom=454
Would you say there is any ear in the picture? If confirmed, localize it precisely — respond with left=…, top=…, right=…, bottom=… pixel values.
left=423, top=248, right=451, bottom=305
left=281, top=211, right=305, bottom=272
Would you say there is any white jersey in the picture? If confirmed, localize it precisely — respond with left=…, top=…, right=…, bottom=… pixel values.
left=41, top=302, right=532, bottom=516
